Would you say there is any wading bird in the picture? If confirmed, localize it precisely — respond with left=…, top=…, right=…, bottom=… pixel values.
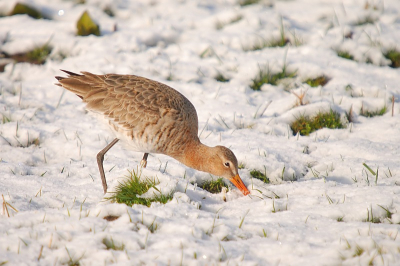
left=55, top=70, right=249, bottom=195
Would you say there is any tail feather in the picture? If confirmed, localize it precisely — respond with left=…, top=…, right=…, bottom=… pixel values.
left=55, top=70, right=96, bottom=99
left=61, top=70, right=82, bottom=77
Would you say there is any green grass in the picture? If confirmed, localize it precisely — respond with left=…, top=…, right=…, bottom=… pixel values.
left=238, top=162, right=246, bottom=169
left=291, top=110, right=345, bottom=136
left=215, top=73, right=230, bottom=82
left=102, top=237, right=125, bottom=250
left=3, top=44, right=53, bottom=65
left=65, top=247, right=83, bottom=266
left=239, top=0, right=261, bottom=6
left=354, top=15, right=377, bottom=26
left=199, top=178, right=228, bottom=194
left=106, top=170, right=173, bottom=207
left=26, top=44, right=52, bottom=64
left=360, top=105, right=387, bottom=117
left=364, top=207, right=381, bottom=223
left=304, top=75, right=330, bottom=87
left=377, top=205, right=393, bottom=220
left=250, top=170, right=270, bottom=183
left=353, top=245, right=364, bottom=257
left=250, top=65, right=296, bottom=90
left=384, top=49, right=400, bottom=68
left=244, top=36, right=289, bottom=51
left=215, top=14, right=243, bottom=30
left=244, top=18, right=291, bottom=51
left=268, top=37, right=290, bottom=48
left=1, top=113, right=11, bottom=124
left=336, top=50, right=354, bottom=60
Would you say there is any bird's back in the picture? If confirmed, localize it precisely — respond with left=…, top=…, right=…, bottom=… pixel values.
left=56, top=71, right=199, bottom=156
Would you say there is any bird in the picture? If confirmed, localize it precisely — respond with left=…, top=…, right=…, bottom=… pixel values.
left=55, top=70, right=250, bottom=196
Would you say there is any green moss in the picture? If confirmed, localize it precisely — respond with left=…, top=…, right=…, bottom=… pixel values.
left=199, top=178, right=228, bottom=194
left=384, top=49, right=400, bottom=68
left=291, top=110, right=345, bottom=136
left=250, top=170, right=269, bottom=183
left=10, top=3, right=42, bottom=19
left=106, top=170, right=173, bottom=207
left=250, top=65, right=296, bottom=90
left=77, top=11, right=100, bottom=36
left=304, top=75, right=330, bottom=87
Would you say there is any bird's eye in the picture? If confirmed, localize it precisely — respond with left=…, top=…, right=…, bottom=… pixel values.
left=224, top=162, right=230, bottom=167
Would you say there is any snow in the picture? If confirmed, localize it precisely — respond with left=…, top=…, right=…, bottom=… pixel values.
left=1, top=0, right=400, bottom=265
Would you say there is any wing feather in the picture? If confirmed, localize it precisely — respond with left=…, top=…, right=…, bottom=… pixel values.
left=56, top=72, right=199, bottom=139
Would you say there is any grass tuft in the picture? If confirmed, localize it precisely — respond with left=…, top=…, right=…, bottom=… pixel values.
left=199, top=178, right=228, bottom=194
left=244, top=18, right=294, bottom=51
left=102, top=237, right=125, bottom=250
left=27, top=44, right=52, bottom=64
left=364, top=207, right=381, bottom=223
left=353, top=245, right=364, bottom=257
left=291, top=110, right=344, bottom=136
left=215, top=14, right=243, bottom=30
left=360, top=105, right=387, bottom=117
left=250, top=170, right=270, bottom=183
left=354, top=15, right=377, bottom=26
left=1, top=113, right=11, bottom=124
left=377, top=205, right=393, bottom=220
left=239, top=0, right=261, bottom=6
left=250, top=65, right=296, bottom=90
left=215, top=73, right=230, bottom=82
left=304, top=75, right=330, bottom=87
left=106, top=170, right=173, bottom=207
left=3, top=44, right=53, bottom=65
left=244, top=37, right=289, bottom=51
left=384, top=49, right=400, bottom=68
left=336, top=50, right=354, bottom=60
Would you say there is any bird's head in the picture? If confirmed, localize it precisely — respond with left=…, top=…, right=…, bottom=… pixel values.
left=208, top=146, right=250, bottom=196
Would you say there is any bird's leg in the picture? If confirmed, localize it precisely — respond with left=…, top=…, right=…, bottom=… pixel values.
left=140, top=153, right=149, bottom=168
left=96, top=138, right=119, bottom=194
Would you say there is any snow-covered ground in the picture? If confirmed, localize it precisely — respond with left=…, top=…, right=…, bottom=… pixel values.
left=1, top=0, right=400, bottom=265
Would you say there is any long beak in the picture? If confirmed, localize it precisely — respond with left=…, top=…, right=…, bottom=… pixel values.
left=230, top=174, right=250, bottom=195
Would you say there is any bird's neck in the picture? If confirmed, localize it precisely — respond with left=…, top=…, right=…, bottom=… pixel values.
left=176, top=140, right=212, bottom=173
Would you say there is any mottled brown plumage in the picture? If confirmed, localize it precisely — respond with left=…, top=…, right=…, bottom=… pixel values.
left=55, top=70, right=249, bottom=196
